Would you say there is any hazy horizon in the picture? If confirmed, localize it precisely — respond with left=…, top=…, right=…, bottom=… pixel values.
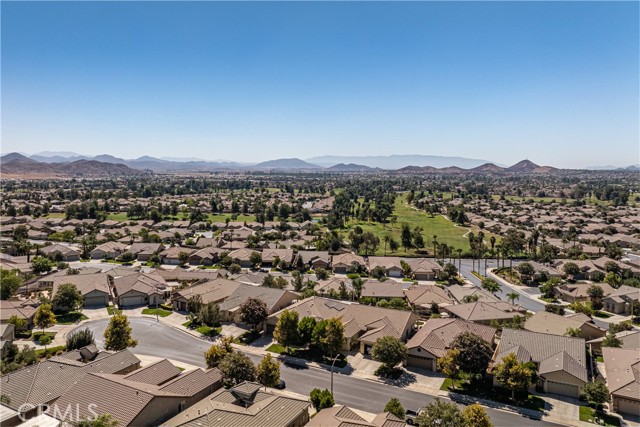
left=2, top=2, right=638, bottom=168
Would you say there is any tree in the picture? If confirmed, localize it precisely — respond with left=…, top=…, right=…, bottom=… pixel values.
left=517, top=262, right=535, bottom=279
left=493, top=353, right=535, bottom=399
left=239, top=297, right=268, bottom=331
left=415, top=399, right=466, bottom=427
left=450, top=332, right=493, bottom=378
left=481, top=278, right=500, bottom=294
left=257, top=353, right=281, bottom=387
left=506, top=292, right=519, bottom=305
left=228, top=263, right=242, bottom=274
left=312, top=318, right=344, bottom=357
left=602, top=331, right=622, bottom=348
left=297, top=316, right=317, bottom=345
left=273, top=309, right=299, bottom=352
left=32, top=256, right=54, bottom=274
left=401, top=223, right=413, bottom=251
left=437, top=348, right=461, bottom=390
left=74, top=414, right=119, bottom=427
left=370, top=266, right=387, bottom=280
left=604, top=272, right=622, bottom=288
left=443, top=263, right=458, bottom=279
left=384, top=397, right=406, bottom=419
left=66, top=328, right=95, bottom=350
left=7, top=315, right=26, bottom=331
left=204, top=337, right=234, bottom=368
left=564, top=327, right=582, bottom=337
left=583, top=381, right=609, bottom=411
left=52, top=283, right=84, bottom=313
left=562, top=262, right=580, bottom=278
left=587, top=284, right=605, bottom=311
left=371, top=336, right=407, bottom=373
left=462, top=404, right=493, bottom=427
left=34, top=303, right=56, bottom=333
left=249, top=251, right=262, bottom=268
left=309, top=388, right=334, bottom=411
left=103, top=314, right=137, bottom=351
left=315, top=268, right=329, bottom=280
left=0, top=269, right=22, bottom=300
left=198, top=302, right=220, bottom=326
left=389, top=238, right=399, bottom=253
left=540, top=277, right=562, bottom=299
left=219, top=352, right=257, bottom=386
left=39, top=334, right=52, bottom=352
left=187, top=295, right=203, bottom=316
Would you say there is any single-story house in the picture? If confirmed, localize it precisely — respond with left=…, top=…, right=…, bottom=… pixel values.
left=308, top=405, right=404, bottom=427
left=171, top=278, right=240, bottom=311
left=39, top=243, right=81, bottom=261
left=555, top=282, right=615, bottom=304
left=405, top=318, right=496, bottom=371
left=404, top=285, right=453, bottom=313
left=603, top=285, right=640, bottom=315
left=189, top=247, right=224, bottom=266
left=217, top=284, right=298, bottom=324
left=0, top=299, right=37, bottom=327
left=489, top=328, right=588, bottom=398
left=0, top=323, right=15, bottom=357
left=162, top=381, right=310, bottom=427
left=51, top=273, right=111, bottom=307
left=447, top=284, right=500, bottom=304
left=112, top=273, right=169, bottom=307
left=524, top=311, right=606, bottom=341
left=315, top=278, right=354, bottom=297
left=332, top=252, right=366, bottom=274
left=227, top=248, right=261, bottom=268
left=602, top=347, right=640, bottom=416
left=367, top=257, right=404, bottom=278
left=261, top=248, right=294, bottom=267
left=90, top=241, right=128, bottom=260
left=295, top=251, right=331, bottom=270
left=127, top=243, right=164, bottom=261
left=588, top=330, right=640, bottom=355
left=402, top=258, right=442, bottom=280
left=444, top=301, right=528, bottom=325
left=361, top=281, right=406, bottom=301
left=160, top=246, right=194, bottom=265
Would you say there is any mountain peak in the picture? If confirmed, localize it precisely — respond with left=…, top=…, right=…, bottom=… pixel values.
left=507, top=159, right=540, bottom=172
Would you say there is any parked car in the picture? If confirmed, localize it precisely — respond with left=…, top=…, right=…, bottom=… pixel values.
left=405, top=408, right=423, bottom=425
left=275, top=379, right=286, bottom=389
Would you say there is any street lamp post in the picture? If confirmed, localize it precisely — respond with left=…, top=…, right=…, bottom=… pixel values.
left=330, top=354, right=340, bottom=396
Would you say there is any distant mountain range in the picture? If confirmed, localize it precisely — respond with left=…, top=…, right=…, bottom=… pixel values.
left=0, top=153, right=141, bottom=177
left=1, top=151, right=638, bottom=176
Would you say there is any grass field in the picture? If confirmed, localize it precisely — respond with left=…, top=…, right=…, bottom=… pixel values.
left=341, top=197, right=494, bottom=256
left=106, top=212, right=129, bottom=221
left=55, top=311, right=88, bottom=324
left=579, top=406, right=620, bottom=426
left=142, top=308, right=173, bottom=317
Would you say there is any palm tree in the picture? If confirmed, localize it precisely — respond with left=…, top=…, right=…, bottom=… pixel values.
left=432, top=235, right=438, bottom=262
left=457, top=248, right=463, bottom=275
left=506, top=292, right=520, bottom=305
left=383, top=235, right=390, bottom=256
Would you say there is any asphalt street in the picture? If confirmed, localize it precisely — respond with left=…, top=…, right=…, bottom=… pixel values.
left=77, top=317, right=561, bottom=426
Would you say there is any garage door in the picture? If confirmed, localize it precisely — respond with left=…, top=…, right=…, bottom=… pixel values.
left=618, top=398, right=640, bottom=416
left=546, top=380, right=578, bottom=398
left=120, top=295, right=145, bottom=307
left=407, top=355, right=434, bottom=370
left=84, top=296, right=107, bottom=307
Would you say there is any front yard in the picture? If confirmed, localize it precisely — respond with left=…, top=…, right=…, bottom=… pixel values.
left=266, top=344, right=348, bottom=368
left=55, top=311, right=88, bottom=324
left=182, top=320, right=222, bottom=337
left=142, top=307, right=173, bottom=317
left=579, top=406, right=621, bottom=426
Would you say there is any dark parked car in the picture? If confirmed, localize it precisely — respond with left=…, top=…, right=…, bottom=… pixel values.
left=275, top=379, right=286, bottom=389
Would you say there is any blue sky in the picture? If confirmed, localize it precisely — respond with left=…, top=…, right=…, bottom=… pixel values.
left=2, top=1, right=638, bottom=168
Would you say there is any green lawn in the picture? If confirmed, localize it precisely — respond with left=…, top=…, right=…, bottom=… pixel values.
left=142, top=308, right=173, bottom=318
left=579, top=406, right=621, bottom=426
left=105, top=212, right=129, bottom=221
left=207, top=213, right=256, bottom=223
left=596, top=355, right=604, bottom=363
left=440, top=377, right=545, bottom=412
left=36, top=345, right=66, bottom=359
left=593, top=311, right=612, bottom=318
left=341, top=197, right=497, bottom=256
left=42, top=213, right=66, bottom=218
left=183, top=320, right=222, bottom=337
left=107, top=306, right=121, bottom=315
left=622, top=319, right=640, bottom=326
left=55, top=311, right=88, bottom=324
left=266, top=343, right=287, bottom=354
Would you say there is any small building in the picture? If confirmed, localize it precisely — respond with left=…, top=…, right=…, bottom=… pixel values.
left=39, top=243, right=81, bottom=262
left=332, top=252, right=366, bottom=274
left=90, top=241, right=128, bottom=260
left=602, top=347, right=640, bottom=416
left=603, top=285, right=640, bottom=315
left=51, top=273, right=111, bottom=307
left=161, top=381, right=310, bottom=427
left=295, top=251, right=331, bottom=270
left=112, top=272, right=169, bottom=307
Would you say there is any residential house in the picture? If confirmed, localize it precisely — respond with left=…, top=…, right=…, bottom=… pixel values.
left=308, top=405, right=405, bottom=427
left=51, top=273, right=111, bottom=307
left=332, top=252, right=366, bottom=274
left=367, top=257, right=404, bottom=278
left=54, top=360, right=222, bottom=426
left=603, top=285, right=640, bottom=315
left=228, top=248, right=260, bottom=268
left=489, top=328, right=588, bottom=398
left=444, top=301, right=527, bottom=325
left=0, top=347, right=140, bottom=424
left=588, top=330, right=640, bottom=355
left=405, top=318, right=496, bottom=371
left=217, top=284, right=298, bottom=324
left=90, top=241, right=128, bottom=260
left=113, top=272, right=169, bottom=307
left=295, top=251, right=331, bottom=270
left=361, top=281, right=406, bottom=301
left=602, top=347, right=640, bottom=416
left=0, top=323, right=15, bottom=357
left=261, top=248, right=294, bottom=267
left=171, top=278, right=240, bottom=311
left=39, top=243, right=81, bottom=261
left=315, top=278, right=353, bottom=298
left=524, top=311, right=606, bottom=341
left=404, top=285, right=453, bottom=314
left=160, top=246, right=194, bottom=265
left=555, top=282, right=615, bottom=304
left=189, top=247, right=224, bottom=266
left=161, top=381, right=310, bottom=427
left=267, top=297, right=418, bottom=354
left=128, top=243, right=164, bottom=261
left=402, top=258, right=442, bottom=281
left=0, top=299, right=37, bottom=327
left=447, top=285, right=500, bottom=304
